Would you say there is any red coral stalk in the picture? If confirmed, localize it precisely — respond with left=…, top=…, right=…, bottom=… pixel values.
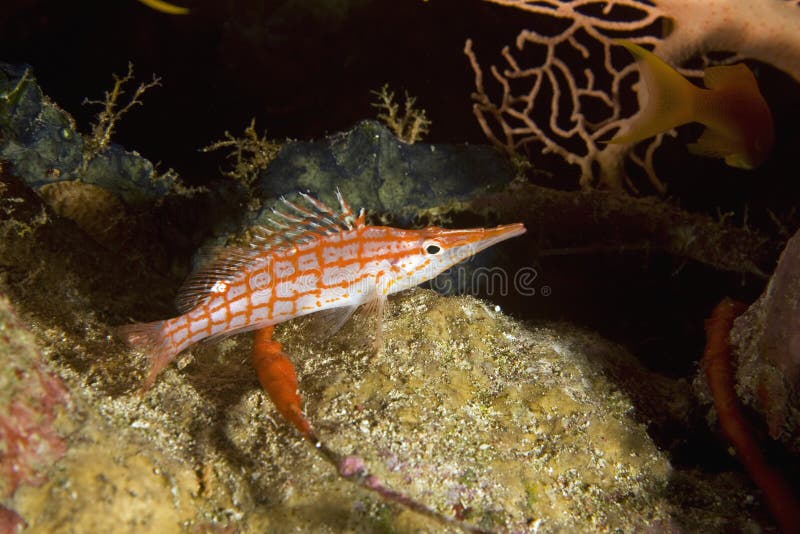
left=703, top=298, right=800, bottom=533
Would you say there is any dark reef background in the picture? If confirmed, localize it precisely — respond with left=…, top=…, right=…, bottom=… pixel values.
left=1, top=0, right=512, bottom=182
left=1, top=0, right=796, bottom=372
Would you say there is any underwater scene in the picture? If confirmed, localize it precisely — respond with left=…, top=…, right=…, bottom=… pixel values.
left=2, top=0, right=800, bottom=532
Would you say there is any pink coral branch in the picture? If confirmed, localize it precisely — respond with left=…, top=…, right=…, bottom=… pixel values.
left=465, top=0, right=662, bottom=188
left=467, top=0, right=800, bottom=191
left=0, top=346, right=69, bottom=500
left=308, top=431, right=489, bottom=533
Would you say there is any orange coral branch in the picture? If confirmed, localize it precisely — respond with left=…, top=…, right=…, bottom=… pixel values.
left=252, top=326, right=311, bottom=438
left=703, top=298, right=800, bottom=533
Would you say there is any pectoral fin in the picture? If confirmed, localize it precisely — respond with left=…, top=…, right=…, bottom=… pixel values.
left=360, top=283, right=387, bottom=353
left=687, top=127, right=738, bottom=159
left=307, top=305, right=359, bottom=340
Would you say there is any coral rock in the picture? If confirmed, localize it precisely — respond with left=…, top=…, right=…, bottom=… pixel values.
left=38, top=180, right=127, bottom=248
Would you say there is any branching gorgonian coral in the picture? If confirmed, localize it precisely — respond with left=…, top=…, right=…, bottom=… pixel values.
left=466, top=0, right=800, bottom=193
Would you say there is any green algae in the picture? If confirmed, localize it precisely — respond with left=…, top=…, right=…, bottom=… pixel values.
left=0, top=63, right=183, bottom=206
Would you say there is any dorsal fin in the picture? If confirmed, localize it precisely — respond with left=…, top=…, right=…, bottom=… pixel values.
left=175, top=246, right=264, bottom=313
left=175, top=190, right=365, bottom=313
left=687, top=127, right=737, bottom=159
left=703, top=63, right=759, bottom=92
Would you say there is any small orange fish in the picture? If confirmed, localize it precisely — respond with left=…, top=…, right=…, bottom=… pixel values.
left=119, top=191, right=526, bottom=390
left=610, top=40, right=774, bottom=169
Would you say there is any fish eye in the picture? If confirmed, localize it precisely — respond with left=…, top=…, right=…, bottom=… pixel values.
left=423, top=242, right=442, bottom=255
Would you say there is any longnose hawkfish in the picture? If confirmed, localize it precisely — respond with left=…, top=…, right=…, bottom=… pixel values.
left=120, top=190, right=525, bottom=391
left=119, top=191, right=523, bottom=532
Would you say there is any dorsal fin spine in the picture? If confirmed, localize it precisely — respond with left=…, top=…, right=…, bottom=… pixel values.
left=301, top=192, right=336, bottom=217
left=272, top=207, right=304, bottom=224
left=282, top=197, right=317, bottom=219
left=175, top=191, right=362, bottom=313
left=266, top=216, right=291, bottom=230
left=336, top=188, right=356, bottom=228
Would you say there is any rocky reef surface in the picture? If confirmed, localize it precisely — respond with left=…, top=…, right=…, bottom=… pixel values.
left=0, top=167, right=764, bottom=532
left=728, top=227, right=800, bottom=455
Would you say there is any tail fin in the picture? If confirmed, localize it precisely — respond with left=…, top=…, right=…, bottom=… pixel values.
left=609, top=40, right=699, bottom=145
left=116, top=320, right=175, bottom=391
